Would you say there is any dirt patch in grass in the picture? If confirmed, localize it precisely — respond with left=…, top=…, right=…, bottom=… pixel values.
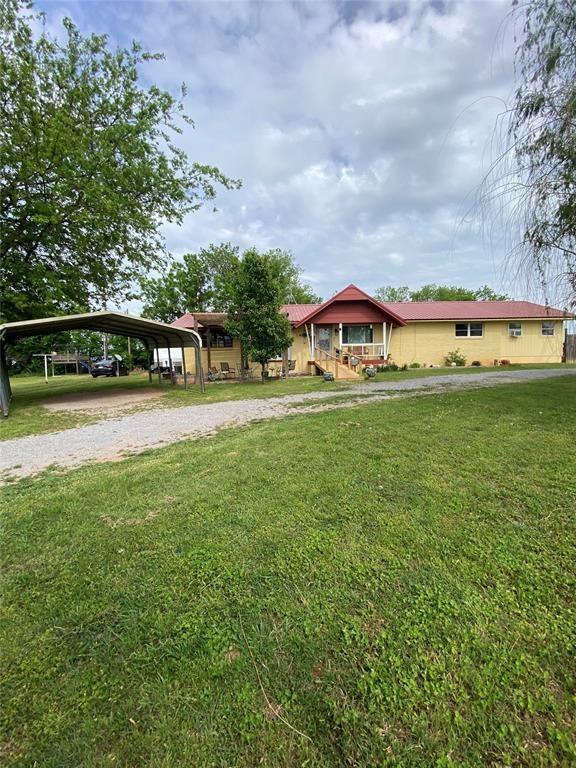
left=41, top=388, right=163, bottom=413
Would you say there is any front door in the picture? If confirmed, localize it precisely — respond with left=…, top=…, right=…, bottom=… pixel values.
left=317, top=326, right=332, bottom=353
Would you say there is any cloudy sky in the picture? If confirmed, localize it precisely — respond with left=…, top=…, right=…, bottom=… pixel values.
left=36, top=0, right=524, bottom=302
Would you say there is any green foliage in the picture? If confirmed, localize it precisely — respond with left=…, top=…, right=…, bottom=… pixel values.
left=1, top=378, right=576, bottom=764
left=411, top=284, right=478, bottom=301
left=409, top=361, right=421, bottom=368
left=471, top=360, right=482, bottom=367
left=410, top=284, right=508, bottom=302
left=375, top=284, right=508, bottom=303
left=141, top=244, right=240, bottom=321
left=474, top=284, right=509, bottom=301
left=444, top=349, right=467, bottom=366
left=262, top=249, right=323, bottom=304
left=7, top=334, right=73, bottom=371
left=0, top=1, right=239, bottom=322
left=8, top=331, right=148, bottom=371
left=507, top=0, right=576, bottom=300
left=376, top=363, right=399, bottom=372
left=374, top=285, right=411, bottom=302
left=106, top=336, right=148, bottom=368
left=141, top=245, right=321, bottom=322
left=225, top=250, right=293, bottom=377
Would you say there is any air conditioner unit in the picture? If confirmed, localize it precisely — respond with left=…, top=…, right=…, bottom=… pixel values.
left=509, top=330, right=522, bottom=337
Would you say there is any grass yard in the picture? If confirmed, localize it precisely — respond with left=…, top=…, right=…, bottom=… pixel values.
left=2, top=363, right=573, bottom=441
left=1, top=376, right=575, bottom=766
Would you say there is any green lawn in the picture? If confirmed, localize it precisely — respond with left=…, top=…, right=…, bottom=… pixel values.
left=1, top=377, right=575, bottom=766
left=2, top=363, right=574, bottom=441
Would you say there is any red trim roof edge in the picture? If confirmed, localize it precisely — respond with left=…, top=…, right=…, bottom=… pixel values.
left=295, top=284, right=407, bottom=327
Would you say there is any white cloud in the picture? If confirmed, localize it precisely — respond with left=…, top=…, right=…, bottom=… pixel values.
left=36, top=0, right=517, bottom=300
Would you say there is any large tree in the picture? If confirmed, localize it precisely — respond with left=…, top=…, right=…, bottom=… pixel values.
left=141, top=245, right=321, bottom=321
left=225, top=250, right=292, bottom=380
left=375, top=284, right=508, bottom=302
left=492, top=0, right=575, bottom=303
left=263, top=250, right=322, bottom=304
left=0, top=1, right=239, bottom=322
left=141, top=244, right=239, bottom=322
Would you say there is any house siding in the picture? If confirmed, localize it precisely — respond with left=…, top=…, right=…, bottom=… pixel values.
left=183, top=338, right=243, bottom=376
left=389, top=319, right=564, bottom=366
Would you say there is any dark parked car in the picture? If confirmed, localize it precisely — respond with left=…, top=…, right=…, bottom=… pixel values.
left=91, top=357, right=129, bottom=378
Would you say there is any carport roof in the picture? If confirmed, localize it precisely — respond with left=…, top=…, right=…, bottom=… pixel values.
left=0, top=311, right=202, bottom=348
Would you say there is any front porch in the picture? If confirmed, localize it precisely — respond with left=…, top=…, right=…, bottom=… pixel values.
left=300, top=323, right=394, bottom=379
left=291, top=284, right=406, bottom=378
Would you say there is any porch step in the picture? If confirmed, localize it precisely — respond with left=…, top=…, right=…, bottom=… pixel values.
left=313, top=360, right=361, bottom=380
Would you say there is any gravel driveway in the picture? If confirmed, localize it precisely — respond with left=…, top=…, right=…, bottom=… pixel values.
left=1, top=368, right=574, bottom=481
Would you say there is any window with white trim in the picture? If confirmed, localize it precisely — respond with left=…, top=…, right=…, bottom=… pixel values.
left=541, top=321, right=555, bottom=336
left=455, top=322, right=483, bottom=338
left=342, top=325, right=373, bottom=344
left=509, top=322, right=522, bottom=336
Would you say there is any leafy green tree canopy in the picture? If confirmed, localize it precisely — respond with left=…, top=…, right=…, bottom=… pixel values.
left=0, top=0, right=239, bottom=322
left=374, top=284, right=508, bottom=302
left=263, top=250, right=322, bottom=304
left=141, top=244, right=239, bottom=322
left=225, top=250, right=293, bottom=379
left=141, top=245, right=321, bottom=321
left=373, top=286, right=411, bottom=302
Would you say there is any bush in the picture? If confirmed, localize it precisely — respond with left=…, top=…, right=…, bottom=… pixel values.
left=471, top=360, right=482, bottom=367
left=376, top=363, right=399, bottom=373
left=444, top=349, right=466, bottom=367
left=409, top=362, right=421, bottom=368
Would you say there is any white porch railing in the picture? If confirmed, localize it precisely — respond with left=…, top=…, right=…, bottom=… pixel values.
left=339, top=343, right=387, bottom=359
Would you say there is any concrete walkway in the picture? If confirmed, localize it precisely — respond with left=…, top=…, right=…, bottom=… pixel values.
left=1, top=368, right=574, bottom=481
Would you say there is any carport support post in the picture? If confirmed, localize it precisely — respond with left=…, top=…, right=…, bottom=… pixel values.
left=167, top=345, right=174, bottom=385
left=155, top=344, right=161, bottom=385
left=181, top=345, right=188, bottom=390
left=195, top=345, right=205, bottom=393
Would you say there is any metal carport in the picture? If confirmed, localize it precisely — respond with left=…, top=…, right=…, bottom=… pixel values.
left=0, top=311, right=203, bottom=417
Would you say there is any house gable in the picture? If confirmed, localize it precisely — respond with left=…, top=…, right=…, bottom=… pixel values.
left=294, top=284, right=406, bottom=327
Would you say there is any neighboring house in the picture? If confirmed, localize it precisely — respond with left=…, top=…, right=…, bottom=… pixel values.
left=173, top=284, right=572, bottom=379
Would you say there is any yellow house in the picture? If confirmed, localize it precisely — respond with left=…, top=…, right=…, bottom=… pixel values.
left=173, top=284, right=571, bottom=379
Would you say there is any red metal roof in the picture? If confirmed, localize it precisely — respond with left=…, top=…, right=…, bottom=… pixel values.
left=294, top=284, right=406, bottom=327
left=172, top=295, right=572, bottom=331
left=383, top=300, right=571, bottom=321
left=171, top=312, right=228, bottom=329
left=281, top=304, right=322, bottom=323
left=171, top=312, right=196, bottom=328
